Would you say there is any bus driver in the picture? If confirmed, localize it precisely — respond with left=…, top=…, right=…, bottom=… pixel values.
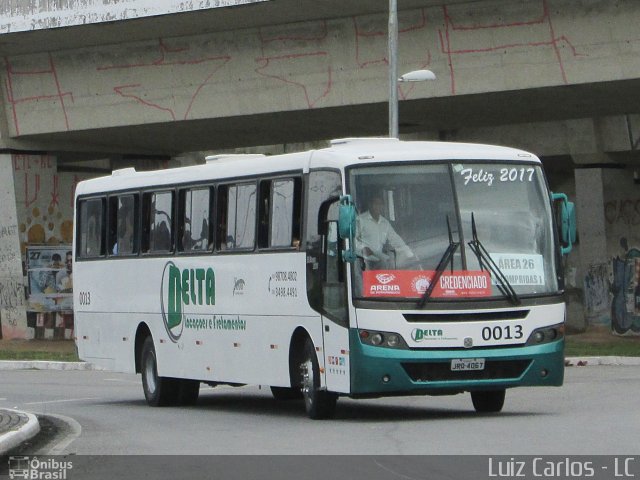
left=355, top=194, right=415, bottom=270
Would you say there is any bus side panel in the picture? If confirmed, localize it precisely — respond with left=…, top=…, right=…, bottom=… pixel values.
left=76, top=252, right=326, bottom=387
left=75, top=312, right=137, bottom=373
left=321, top=320, right=351, bottom=393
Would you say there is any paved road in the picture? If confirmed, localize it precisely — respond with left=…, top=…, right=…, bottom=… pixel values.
left=0, top=366, right=638, bottom=456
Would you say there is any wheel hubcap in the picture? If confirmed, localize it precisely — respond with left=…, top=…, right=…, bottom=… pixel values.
left=145, top=353, right=157, bottom=395
left=300, top=358, right=314, bottom=406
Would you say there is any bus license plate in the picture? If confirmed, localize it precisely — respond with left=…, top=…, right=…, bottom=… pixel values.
left=451, top=358, right=485, bottom=371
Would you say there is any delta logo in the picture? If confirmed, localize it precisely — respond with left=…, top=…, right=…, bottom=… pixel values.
left=161, top=261, right=215, bottom=342
left=370, top=273, right=401, bottom=295
left=411, top=328, right=444, bottom=342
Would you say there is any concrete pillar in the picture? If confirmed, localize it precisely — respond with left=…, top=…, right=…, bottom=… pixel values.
left=574, top=165, right=610, bottom=328
left=0, top=154, right=28, bottom=339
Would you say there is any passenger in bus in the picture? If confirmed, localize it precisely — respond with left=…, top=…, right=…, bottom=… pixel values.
left=153, top=220, right=171, bottom=251
left=181, top=215, right=195, bottom=251
left=114, top=206, right=134, bottom=254
left=86, top=215, right=101, bottom=255
left=224, top=235, right=235, bottom=250
left=196, top=217, right=209, bottom=250
left=356, top=194, right=414, bottom=270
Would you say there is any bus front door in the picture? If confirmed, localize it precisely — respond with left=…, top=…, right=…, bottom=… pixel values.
left=320, top=221, right=350, bottom=394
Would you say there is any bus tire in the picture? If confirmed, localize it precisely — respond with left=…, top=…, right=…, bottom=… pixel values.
left=471, top=389, right=505, bottom=413
left=177, top=380, right=200, bottom=406
left=141, top=336, right=178, bottom=407
left=270, top=386, right=302, bottom=401
left=299, top=338, right=337, bottom=419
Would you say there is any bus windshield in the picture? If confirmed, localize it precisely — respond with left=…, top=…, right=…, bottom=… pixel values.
left=349, top=162, right=558, bottom=302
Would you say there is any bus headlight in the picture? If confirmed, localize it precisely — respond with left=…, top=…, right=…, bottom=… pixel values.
left=386, top=334, right=400, bottom=348
left=525, top=324, right=564, bottom=346
left=359, top=330, right=408, bottom=349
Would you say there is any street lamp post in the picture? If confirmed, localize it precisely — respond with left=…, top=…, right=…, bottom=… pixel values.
left=388, top=0, right=436, bottom=138
left=388, top=0, right=399, bottom=138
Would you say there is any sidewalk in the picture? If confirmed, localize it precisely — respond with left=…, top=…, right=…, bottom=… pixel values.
left=564, top=356, right=640, bottom=366
left=0, top=408, right=40, bottom=455
left=0, top=361, right=102, bottom=371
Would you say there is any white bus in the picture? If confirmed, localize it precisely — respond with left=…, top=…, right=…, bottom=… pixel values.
left=73, top=138, right=575, bottom=419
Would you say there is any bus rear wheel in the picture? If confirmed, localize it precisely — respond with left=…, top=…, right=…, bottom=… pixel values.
left=299, top=338, right=337, bottom=419
left=471, top=389, right=505, bottom=413
left=177, top=380, right=200, bottom=406
left=141, top=336, right=178, bottom=407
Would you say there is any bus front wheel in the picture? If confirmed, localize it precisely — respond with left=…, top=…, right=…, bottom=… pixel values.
left=141, top=336, right=178, bottom=407
left=471, top=389, right=505, bottom=413
left=299, top=338, right=337, bottom=419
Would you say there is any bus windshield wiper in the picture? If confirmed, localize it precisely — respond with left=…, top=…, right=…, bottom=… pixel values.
left=418, top=216, right=458, bottom=308
left=467, top=213, right=520, bottom=305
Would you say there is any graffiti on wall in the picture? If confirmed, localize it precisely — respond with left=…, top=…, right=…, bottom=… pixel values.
left=12, top=154, right=88, bottom=253
left=437, top=0, right=584, bottom=95
left=97, top=38, right=232, bottom=121
left=583, top=238, right=640, bottom=335
left=610, top=238, right=640, bottom=335
left=1, top=0, right=593, bottom=135
left=255, top=21, right=332, bottom=109
left=584, top=262, right=610, bottom=319
left=604, top=198, right=640, bottom=226
left=0, top=222, right=26, bottom=340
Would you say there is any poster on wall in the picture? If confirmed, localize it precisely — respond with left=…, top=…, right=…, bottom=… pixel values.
left=26, top=245, right=73, bottom=313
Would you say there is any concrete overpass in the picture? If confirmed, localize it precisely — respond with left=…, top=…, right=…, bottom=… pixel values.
left=1, top=0, right=639, bottom=155
left=1, top=0, right=640, bottom=338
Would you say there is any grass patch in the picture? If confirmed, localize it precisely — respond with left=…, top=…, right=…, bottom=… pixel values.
left=0, top=350, right=80, bottom=362
left=565, top=328, right=640, bottom=357
left=0, top=340, right=79, bottom=362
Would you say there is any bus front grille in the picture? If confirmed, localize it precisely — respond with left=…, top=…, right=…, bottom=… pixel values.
left=403, top=310, right=529, bottom=322
left=401, top=360, right=531, bottom=382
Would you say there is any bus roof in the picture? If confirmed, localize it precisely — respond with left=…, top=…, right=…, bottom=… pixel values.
left=75, top=138, right=540, bottom=196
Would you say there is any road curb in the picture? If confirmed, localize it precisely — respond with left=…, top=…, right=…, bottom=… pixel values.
left=0, top=409, right=40, bottom=455
left=0, top=361, right=104, bottom=371
left=565, top=356, right=640, bottom=367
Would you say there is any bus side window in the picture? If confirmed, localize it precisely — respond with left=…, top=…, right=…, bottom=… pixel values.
left=258, top=177, right=302, bottom=249
left=272, top=178, right=301, bottom=248
left=78, top=198, right=106, bottom=258
left=178, top=187, right=212, bottom=252
left=109, top=194, right=137, bottom=255
left=142, top=191, right=174, bottom=253
left=218, top=183, right=256, bottom=251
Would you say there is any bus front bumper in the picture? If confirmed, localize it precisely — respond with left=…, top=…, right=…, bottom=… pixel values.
left=348, top=330, right=564, bottom=397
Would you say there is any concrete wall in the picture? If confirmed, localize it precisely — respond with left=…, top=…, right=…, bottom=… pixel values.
left=3, top=0, right=640, bottom=138
left=0, top=155, right=27, bottom=339
left=1, top=0, right=264, bottom=34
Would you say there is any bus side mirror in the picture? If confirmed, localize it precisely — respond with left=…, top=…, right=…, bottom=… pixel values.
left=551, top=192, right=576, bottom=255
left=338, top=195, right=357, bottom=263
